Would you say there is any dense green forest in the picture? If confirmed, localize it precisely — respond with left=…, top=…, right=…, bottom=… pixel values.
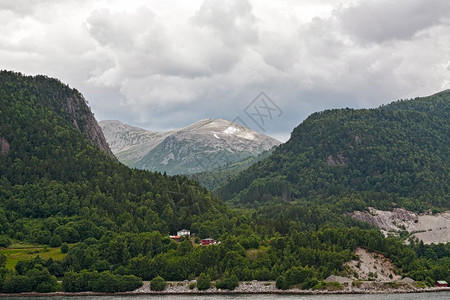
left=0, top=71, right=233, bottom=242
left=188, top=149, right=274, bottom=191
left=0, top=71, right=448, bottom=293
left=218, top=92, right=449, bottom=211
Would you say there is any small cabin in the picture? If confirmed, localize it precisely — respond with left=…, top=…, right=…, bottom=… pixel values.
left=435, top=280, right=448, bottom=287
left=200, top=238, right=216, bottom=245
left=177, top=229, right=191, bottom=237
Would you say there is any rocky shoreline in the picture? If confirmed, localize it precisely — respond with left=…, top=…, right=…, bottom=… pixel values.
left=0, top=281, right=449, bottom=297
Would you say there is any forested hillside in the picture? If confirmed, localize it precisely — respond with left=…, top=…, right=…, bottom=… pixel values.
left=218, top=91, right=450, bottom=211
left=0, top=71, right=230, bottom=244
left=0, top=71, right=448, bottom=293
left=188, top=149, right=274, bottom=190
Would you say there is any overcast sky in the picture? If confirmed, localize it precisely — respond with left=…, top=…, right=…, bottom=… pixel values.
left=1, top=0, right=449, bottom=141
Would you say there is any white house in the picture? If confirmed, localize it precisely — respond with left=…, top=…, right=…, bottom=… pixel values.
left=177, top=229, right=190, bottom=237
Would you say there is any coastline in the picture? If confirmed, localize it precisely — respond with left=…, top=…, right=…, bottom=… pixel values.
left=0, top=281, right=449, bottom=297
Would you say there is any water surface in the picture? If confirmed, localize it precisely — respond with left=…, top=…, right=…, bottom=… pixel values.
left=3, top=292, right=450, bottom=300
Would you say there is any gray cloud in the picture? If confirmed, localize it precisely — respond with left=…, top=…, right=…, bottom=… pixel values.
left=0, top=0, right=56, bottom=16
left=339, top=0, right=450, bottom=43
left=1, top=0, right=449, bottom=142
left=193, top=0, right=258, bottom=47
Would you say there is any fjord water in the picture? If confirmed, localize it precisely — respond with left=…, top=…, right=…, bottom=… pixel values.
left=3, top=293, right=450, bottom=300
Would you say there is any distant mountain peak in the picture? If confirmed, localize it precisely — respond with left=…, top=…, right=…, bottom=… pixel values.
left=99, top=118, right=280, bottom=175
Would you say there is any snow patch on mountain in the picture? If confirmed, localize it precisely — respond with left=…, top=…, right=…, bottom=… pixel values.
left=224, top=126, right=239, bottom=135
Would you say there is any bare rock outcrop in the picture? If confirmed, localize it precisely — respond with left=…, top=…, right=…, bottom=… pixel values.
left=62, top=96, right=114, bottom=157
left=351, top=208, right=450, bottom=244
left=0, top=137, right=10, bottom=155
left=326, top=153, right=348, bottom=166
left=346, top=248, right=401, bottom=281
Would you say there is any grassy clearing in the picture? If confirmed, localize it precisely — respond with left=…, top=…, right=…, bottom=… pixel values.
left=0, top=246, right=67, bottom=269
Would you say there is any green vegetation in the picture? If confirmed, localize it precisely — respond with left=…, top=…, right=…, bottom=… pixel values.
left=215, top=272, right=239, bottom=290
left=0, top=256, right=59, bottom=293
left=49, top=235, right=62, bottom=247
left=275, top=275, right=288, bottom=290
left=150, top=276, right=167, bottom=291
left=0, top=236, right=11, bottom=248
left=0, top=247, right=66, bottom=269
left=2, top=267, right=58, bottom=293
left=62, top=270, right=142, bottom=292
left=197, top=272, right=211, bottom=290
left=0, top=70, right=232, bottom=244
left=188, top=150, right=275, bottom=190
left=313, top=281, right=342, bottom=291
left=0, top=71, right=448, bottom=293
left=60, top=242, right=69, bottom=253
left=218, top=91, right=449, bottom=212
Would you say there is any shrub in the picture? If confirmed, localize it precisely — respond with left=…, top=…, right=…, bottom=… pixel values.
left=36, top=281, right=57, bottom=293
left=0, top=254, right=6, bottom=267
left=150, top=276, right=167, bottom=291
left=63, top=271, right=141, bottom=293
left=0, top=236, right=11, bottom=248
left=27, top=267, right=58, bottom=292
left=2, top=275, right=32, bottom=293
left=62, top=271, right=82, bottom=292
left=60, top=242, right=69, bottom=253
left=117, top=275, right=142, bottom=292
left=49, top=235, right=62, bottom=247
left=215, top=273, right=239, bottom=290
left=92, top=271, right=119, bottom=293
left=352, top=280, right=362, bottom=287
left=302, top=277, right=318, bottom=290
left=285, top=266, right=315, bottom=286
left=197, top=273, right=211, bottom=290
left=276, top=275, right=289, bottom=290
left=425, top=277, right=434, bottom=287
left=313, top=281, right=342, bottom=291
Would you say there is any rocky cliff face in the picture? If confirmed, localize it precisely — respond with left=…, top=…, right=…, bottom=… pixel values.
left=62, top=95, right=114, bottom=157
left=100, top=119, right=281, bottom=175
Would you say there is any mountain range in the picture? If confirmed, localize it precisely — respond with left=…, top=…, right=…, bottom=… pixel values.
left=99, top=119, right=280, bottom=175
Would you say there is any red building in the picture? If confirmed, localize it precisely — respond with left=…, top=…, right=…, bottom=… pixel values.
left=169, top=235, right=181, bottom=241
left=435, top=280, right=448, bottom=287
left=200, top=238, right=216, bottom=245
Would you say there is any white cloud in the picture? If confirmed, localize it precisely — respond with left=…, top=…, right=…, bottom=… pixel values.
left=1, top=0, right=449, bottom=141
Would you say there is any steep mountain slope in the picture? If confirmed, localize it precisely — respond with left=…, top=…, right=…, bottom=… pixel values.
left=0, top=71, right=229, bottom=244
left=0, top=72, right=113, bottom=157
left=217, top=91, right=450, bottom=211
left=99, top=120, right=174, bottom=165
left=188, top=149, right=274, bottom=190
left=100, top=119, right=280, bottom=175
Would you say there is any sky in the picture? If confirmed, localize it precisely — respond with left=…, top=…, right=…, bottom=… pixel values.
left=1, top=0, right=449, bottom=142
